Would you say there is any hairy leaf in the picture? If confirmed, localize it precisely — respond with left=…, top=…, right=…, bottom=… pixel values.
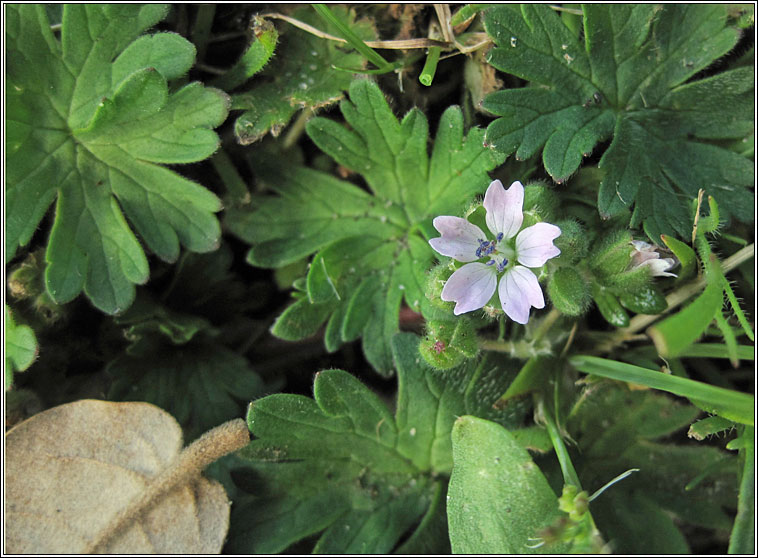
left=568, top=383, right=738, bottom=546
left=6, top=4, right=230, bottom=314
left=227, top=79, right=504, bottom=374
left=230, top=6, right=376, bottom=144
left=447, top=415, right=569, bottom=553
left=108, top=337, right=266, bottom=441
left=227, top=333, right=527, bottom=553
left=482, top=4, right=754, bottom=240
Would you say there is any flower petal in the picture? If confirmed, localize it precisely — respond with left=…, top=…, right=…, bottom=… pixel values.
left=441, top=263, right=497, bottom=315
left=515, top=223, right=561, bottom=268
left=498, top=266, right=545, bottom=324
left=484, top=180, right=524, bottom=240
left=429, top=216, right=487, bottom=262
left=641, top=258, right=678, bottom=277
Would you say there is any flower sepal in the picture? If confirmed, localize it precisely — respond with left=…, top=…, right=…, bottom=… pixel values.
left=547, top=268, right=591, bottom=317
left=618, top=284, right=667, bottom=315
left=425, top=262, right=456, bottom=311
left=522, top=181, right=560, bottom=221
left=588, top=230, right=635, bottom=278
left=420, top=317, right=479, bottom=370
left=590, top=284, right=630, bottom=328
left=552, top=220, right=588, bottom=265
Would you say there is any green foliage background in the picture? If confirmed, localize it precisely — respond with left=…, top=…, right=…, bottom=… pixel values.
left=5, top=4, right=755, bottom=555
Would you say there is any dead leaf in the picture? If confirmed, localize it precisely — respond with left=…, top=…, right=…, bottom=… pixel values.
left=4, top=399, right=250, bottom=553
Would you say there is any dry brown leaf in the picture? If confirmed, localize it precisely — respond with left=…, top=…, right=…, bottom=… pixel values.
left=4, top=399, right=250, bottom=554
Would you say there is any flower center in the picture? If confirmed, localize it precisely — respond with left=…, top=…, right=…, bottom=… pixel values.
left=476, top=233, right=513, bottom=273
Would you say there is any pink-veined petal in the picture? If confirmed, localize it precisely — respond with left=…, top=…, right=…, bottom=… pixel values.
left=441, top=262, right=497, bottom=315
left=429, top=216, right=487, bottom=262
left=484, top=180, right=524, bottom=240
left=498, top=266, right=545, bottom=324
left=515, top=223, right=561, bottom=268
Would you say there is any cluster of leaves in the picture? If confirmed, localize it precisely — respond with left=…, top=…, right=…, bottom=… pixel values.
left=106, top=246, right=268, bottom=440
left=481, top=4, right=754, bottom=240
left=7, top=4, right=229, bottom=314
left=228, top=333, right=535, bottom=553
left=226, top=78, right=504, bottom=374
left=5, top=3, right=754, bottom=555
left=565, top=382, right=738, bottom=553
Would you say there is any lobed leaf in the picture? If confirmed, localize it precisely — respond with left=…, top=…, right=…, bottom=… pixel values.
left=6, top=4, right=229, bottom=314
left=567, top=383, right=739, bottom=548
left=482, top=4, right=754, bottom=240
left=227, top=333, right=527, bottom=553
left=227, top=79, right=503, bottom=374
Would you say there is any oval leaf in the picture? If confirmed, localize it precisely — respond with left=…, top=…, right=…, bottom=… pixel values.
left=447, top=415, right=568, bottom=553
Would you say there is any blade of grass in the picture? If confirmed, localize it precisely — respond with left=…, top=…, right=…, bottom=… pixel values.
left=568, top=355, right=754, bottom=426
left=677, top=343, right=754, bottom=360
left=312, top=4, right=391, bottom=70
left=728, top=426, right=755, bottom=553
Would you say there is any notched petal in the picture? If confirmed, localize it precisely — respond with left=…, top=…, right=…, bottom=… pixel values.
left=515, top=222, right=561, bottom=268
left=498, top=266, right=544, bottom=324
left=484, top=180, right=524, bottom=240
left=441, top=262, right=497, bottom=315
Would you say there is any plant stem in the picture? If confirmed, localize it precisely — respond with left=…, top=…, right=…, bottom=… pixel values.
left=539, top=398, right=582, bottom=489
left=533, top=307, right=561, bottom=342
left=211, top=149, right=249, bottom=205
left=419, top=47, right=441, bottom=86
left=282, top=108, right=313, bottom=150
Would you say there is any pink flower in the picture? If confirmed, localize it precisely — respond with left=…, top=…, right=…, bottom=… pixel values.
left=429, top=180, right=561, bottom=323
left=629, top=240, right=677, bottom=277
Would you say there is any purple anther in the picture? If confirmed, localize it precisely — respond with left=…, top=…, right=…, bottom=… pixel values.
left=497, top=258, right=508, bottom=273
left=485, top=259, right=495, bottom=266
left=496, top=232, right=504, bottom=242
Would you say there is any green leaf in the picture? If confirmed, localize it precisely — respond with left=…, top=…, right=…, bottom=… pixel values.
left=567, top=383, right=739, bottom=544
left=5, top=305, right=38, bottom=390
left=227, top=333, right=528, bottom=553
left=590, top=491, right=689, bottom=554
left=688, top=416, right=735, bottom=441
left=618, top=284, right=667, bottom=315
left=447, top=416, right=569, bottom=553
left=230, top=6, right=376, bottom=144
left=210, top=16, right=278, bottom=91
left=107, top=336, right=266, bottom=441
left=482, top=4, right=753, bottom=240
left=7, top=4, right=229, bottom=314
left=227, top=79, right=503, bottom=374
left=729, top=426, right=755, bottom=554
left=569, top=355, right=754, bottom=425
left=648, top=280, right=724, bottom=358
left=591, top=284, right=629, bottom=327
left=677, top=343, right=755, bottom=361
left=660, top=234, right=697, bottom=282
